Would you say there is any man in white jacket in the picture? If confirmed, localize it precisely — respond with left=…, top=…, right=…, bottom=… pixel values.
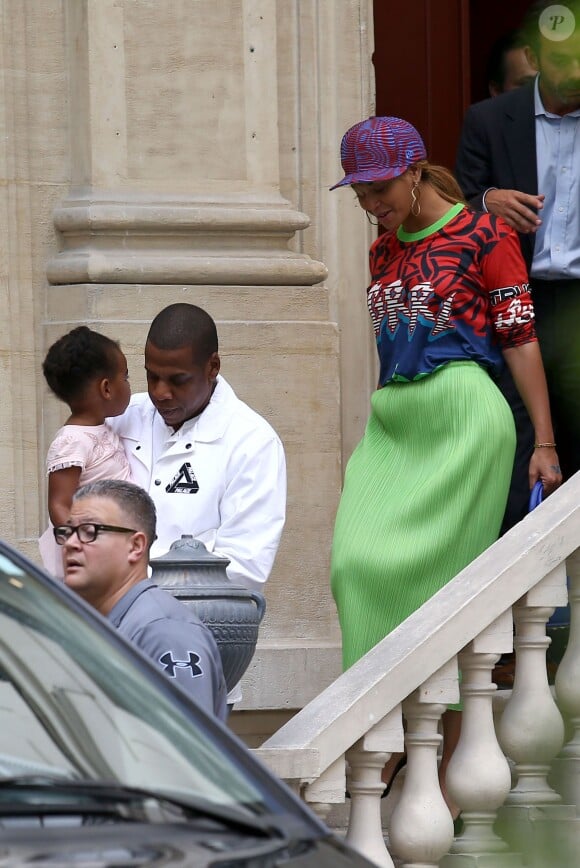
left=109, top=303, right=287, bottom=705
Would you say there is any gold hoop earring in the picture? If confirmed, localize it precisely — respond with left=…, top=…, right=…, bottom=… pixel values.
left=366, top=211, right=379, bottom=226
left=410, top=182, right=421, bottom=217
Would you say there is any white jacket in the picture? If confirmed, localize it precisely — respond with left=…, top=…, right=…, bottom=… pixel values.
left=108, top=376, right=286, bottom=593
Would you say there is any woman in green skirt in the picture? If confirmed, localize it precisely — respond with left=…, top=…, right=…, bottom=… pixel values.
left=329, top=116, right=562, bottom=810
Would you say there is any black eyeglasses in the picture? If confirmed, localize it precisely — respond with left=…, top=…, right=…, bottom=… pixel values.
left=53, top=523, right=138, bottom=546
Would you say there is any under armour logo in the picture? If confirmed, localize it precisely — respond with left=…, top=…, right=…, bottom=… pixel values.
left=166, top=462, right=199, bottom=493
left=159, top=651, right=203, bottom=678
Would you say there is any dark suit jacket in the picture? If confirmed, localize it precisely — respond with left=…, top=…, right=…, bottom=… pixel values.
left=455, top=83, right=537, bottom=272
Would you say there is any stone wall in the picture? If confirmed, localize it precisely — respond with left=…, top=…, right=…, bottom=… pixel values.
left=0, top=0, right=377, bottom=713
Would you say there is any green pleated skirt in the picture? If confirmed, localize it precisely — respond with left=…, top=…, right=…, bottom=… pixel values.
left=330, top=361, right=516, bottom=671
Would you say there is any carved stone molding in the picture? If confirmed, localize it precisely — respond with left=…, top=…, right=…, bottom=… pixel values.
left=47, top=192, right=328, bottom=286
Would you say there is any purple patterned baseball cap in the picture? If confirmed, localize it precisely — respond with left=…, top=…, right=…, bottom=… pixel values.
left=330, top=116, right=427, bottom=190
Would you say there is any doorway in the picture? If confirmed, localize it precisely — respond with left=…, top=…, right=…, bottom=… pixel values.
left=373, top=0, right=534, bottom=168
left=468, top=0, right=535, bottom=103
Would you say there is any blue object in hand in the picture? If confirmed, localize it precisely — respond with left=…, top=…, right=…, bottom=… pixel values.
left=528, top=480, right=543, bottom=512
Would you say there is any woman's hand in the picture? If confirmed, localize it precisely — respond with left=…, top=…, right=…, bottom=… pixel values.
left=528, top=446, right=562, bottom=496
left=502, top=343, right=563, bottom=498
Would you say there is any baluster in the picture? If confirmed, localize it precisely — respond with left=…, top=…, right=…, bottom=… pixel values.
left=498, top=566, right=567, bottom=805
left=553, top=549, right=580, bottom=805
left=494, top=569, right=569, bottom=859
left=389, top=660, right=457, bottom=867
left=442, top=611, right=520, bottom=865
left=346, top=707, right=404, bottom=868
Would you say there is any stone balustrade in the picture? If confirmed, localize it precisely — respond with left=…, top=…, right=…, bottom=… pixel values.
left=254, top=474, right=580, bottom=866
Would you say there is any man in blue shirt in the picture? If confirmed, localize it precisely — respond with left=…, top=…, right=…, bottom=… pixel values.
left=456, top=0, right=580, bottom=530
left=56, top=478, right=228, bottom=721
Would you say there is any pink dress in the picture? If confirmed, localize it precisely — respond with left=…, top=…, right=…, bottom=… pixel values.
left=39, top=424, right=132, bottom=578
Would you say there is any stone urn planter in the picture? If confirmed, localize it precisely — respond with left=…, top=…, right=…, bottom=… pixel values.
left=149, top=535, right=266, bottom=692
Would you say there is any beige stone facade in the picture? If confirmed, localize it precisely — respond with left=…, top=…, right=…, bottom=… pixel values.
left=0, top=0, right=377, bottom=714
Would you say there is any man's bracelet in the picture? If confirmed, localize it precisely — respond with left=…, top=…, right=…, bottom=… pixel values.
left=534, top=442, right=556, bottom=449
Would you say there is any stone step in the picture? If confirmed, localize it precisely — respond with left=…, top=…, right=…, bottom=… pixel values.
left=495, top=803, right=579, bottom=868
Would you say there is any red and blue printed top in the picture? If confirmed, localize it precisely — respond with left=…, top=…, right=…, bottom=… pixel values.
left=367, top=204, right=536, bottom=385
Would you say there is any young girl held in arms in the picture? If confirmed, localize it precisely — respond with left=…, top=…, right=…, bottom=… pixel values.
left=39, top=326, right=133, bottom=577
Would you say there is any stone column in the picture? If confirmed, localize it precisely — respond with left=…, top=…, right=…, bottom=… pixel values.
left=37, top=0, right=377, bottom=716
left=48, top=0, right=327, bottom=287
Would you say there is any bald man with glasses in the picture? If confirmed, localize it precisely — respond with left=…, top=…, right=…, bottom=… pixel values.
left=56, top=478, right=227, bottom=721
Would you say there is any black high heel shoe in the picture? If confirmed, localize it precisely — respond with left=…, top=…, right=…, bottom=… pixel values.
left=453, top=814, right=464, bottom=835
left=381, top=753, right=407, bottom=798
left=345, top=753, right=407, bottom=799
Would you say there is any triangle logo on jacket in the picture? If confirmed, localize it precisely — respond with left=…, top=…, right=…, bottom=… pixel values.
left=166, top=462, right=199, bottom=494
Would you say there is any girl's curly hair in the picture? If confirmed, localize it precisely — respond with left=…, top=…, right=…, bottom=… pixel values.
left=42, top=326, right=121, bottom=404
